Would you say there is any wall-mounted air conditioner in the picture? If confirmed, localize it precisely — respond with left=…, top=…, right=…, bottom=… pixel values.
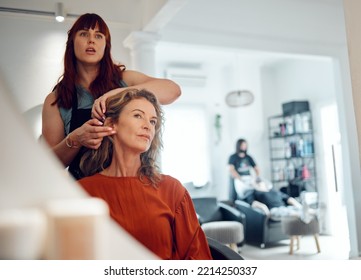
left=165, top=67, right=207, bottom=87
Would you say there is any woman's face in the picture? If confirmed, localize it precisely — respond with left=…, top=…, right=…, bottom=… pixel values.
left=112, top=98, right=157, bottom=154
left=73, top=25, right=106, bottom=66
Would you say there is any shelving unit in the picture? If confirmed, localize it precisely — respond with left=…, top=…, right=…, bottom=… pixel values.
left=268, top=110, right=316, bottom=197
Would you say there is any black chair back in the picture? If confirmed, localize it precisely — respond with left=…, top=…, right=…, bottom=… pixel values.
left=207, top=237, right=244, bottom=260
left=192, top=197, right=223, bottom=223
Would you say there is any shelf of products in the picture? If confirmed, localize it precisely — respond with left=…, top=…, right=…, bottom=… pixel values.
left=268, top=110, right=317, bottom=197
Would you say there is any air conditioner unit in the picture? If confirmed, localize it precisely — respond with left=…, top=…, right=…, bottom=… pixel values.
left=165, top=67, right=207, bottom=87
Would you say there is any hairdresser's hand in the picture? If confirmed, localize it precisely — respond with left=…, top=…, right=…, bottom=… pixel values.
left=92, top=88, right=124, bottom=121
left=70, top=119, right=116, bottom=150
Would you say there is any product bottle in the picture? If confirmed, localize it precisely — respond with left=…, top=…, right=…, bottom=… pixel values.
left=294, top=114, right=303, bottom=133
left=290, top=141, right=297, bottom=157
left=285, top=142, right=291, bottom=158
left=279, top=123, right=286, bottom=136
left=286, top=162, right=295, bottom=180
left=302, top=114, right=310, bottom=132
left=302, top=164, right=310, bottom=179
left=303, top=140, right=309, bottom=155
left=297, top=139, right=304, bottom=157
left=285, top=117, right=294, bottom=135
left=273, top=165, right=280, bottom=181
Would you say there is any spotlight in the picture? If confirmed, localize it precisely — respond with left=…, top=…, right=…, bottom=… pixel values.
left=55, top=2, right=65, bottom=22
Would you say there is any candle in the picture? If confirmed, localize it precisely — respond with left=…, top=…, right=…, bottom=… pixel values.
left=0, top=207, right=47, bottom=259
left=44, top=197, right=109, bottom=260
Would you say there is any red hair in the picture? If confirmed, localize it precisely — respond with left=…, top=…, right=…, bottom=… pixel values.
left=54, top=13, right=125, bottom=108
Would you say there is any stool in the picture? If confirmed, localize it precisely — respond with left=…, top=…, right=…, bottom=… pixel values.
left=281, top=216, right=321, bottom=255
left=201, top=221, right=244, bottom=252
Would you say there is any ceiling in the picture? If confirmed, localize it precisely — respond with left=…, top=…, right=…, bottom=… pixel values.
left=0, top=0, right=345, bottom=67
left=0, top=0, right=344, bottom=47
left=0, top=0, right=180, bottom=31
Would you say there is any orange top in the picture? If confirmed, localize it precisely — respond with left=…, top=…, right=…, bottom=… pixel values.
left=78, top=174, right=212, bottom=260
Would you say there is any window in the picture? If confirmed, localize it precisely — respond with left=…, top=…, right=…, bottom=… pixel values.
left=160, top=104, right=210, bottom=185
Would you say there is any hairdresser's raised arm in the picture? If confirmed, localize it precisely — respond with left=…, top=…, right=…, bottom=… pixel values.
left=123, top=70, right=181, bottom=104
left=92, top=70, right=181, bottom=120
left=42, top=92, right=116, bottom=167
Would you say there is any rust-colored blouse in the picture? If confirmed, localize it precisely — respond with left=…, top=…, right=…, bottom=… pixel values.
left=78, top=174, right=212, bottom=260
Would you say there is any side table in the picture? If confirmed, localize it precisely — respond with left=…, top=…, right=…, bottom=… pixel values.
left=281, top=216, right=321, bottom=255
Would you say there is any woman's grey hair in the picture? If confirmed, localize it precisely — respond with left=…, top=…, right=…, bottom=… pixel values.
left=80, top=88, right=164, bottom=186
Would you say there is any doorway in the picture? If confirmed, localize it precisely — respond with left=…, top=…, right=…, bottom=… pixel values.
left=319, top=103, right=350, bottom=251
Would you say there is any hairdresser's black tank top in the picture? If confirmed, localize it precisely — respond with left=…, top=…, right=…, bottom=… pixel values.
left=68, top=80, right=127, bottom=180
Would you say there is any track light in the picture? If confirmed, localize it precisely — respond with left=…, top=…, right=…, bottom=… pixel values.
left=55, top=2, right=65, bottom=22
left=0, top=6, right=78, bottom=20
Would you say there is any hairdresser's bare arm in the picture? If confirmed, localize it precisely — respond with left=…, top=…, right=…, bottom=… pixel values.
left=254, top=166, right=260, bottom=177
left=42, top=92, right=115, bottom=167
left=91, top=70, right=181, bottom=120
left=229, top=164, right=242, bottom=180
left=42, top=92, right=78, bottom=166
left=123, top=70, right=181, bottom=104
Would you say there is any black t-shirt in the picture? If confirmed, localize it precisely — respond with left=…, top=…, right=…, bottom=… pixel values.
left=228, top=153, right=256, bottom=176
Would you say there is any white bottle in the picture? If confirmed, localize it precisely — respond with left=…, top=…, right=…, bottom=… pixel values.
left=285, top=117, right=294, bottom=135
left=273, top=166, right=280, bottom=181
left=302, top=114, right=310, bottom=132
left=294, top=114, right=303, bottom=133
left=286, top=162, right=295, bottom=180
left=285, top=142, right=291, bottom=158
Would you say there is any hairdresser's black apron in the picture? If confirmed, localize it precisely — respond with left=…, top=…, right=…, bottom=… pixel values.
left=68, top=81, right=127, bottom=180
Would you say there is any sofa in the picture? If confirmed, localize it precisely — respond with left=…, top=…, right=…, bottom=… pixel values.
left=234, top=198, right=289, bottom=248
left=192, top=197, right=246, bottom=225
left=192, top=197, right=246, bottom=247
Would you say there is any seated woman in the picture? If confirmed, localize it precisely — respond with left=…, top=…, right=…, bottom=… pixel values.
left=77, top=88, right=212, bottom=260
left=243, top=181, right=314, bottom=223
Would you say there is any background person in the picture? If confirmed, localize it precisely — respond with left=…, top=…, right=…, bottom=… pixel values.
left=245, top=181, right=303, bottom=221
left=78, top=88, right=212, bottom=260
left=242, top=181, right=316, bottom=224
left=42, top=13, right=181, bottom=180
left=228, top=138, right=260, bottom=201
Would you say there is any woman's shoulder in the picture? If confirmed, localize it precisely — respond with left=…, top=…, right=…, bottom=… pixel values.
left=159, top=175, right=187, bottom=195
left=43, top=91, right=61, bottom=116
left=159, top=175, right=195, bottom=212
left=43, top=91, right=57, bottom=105
left=160, top=174, right=183, bottom=187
